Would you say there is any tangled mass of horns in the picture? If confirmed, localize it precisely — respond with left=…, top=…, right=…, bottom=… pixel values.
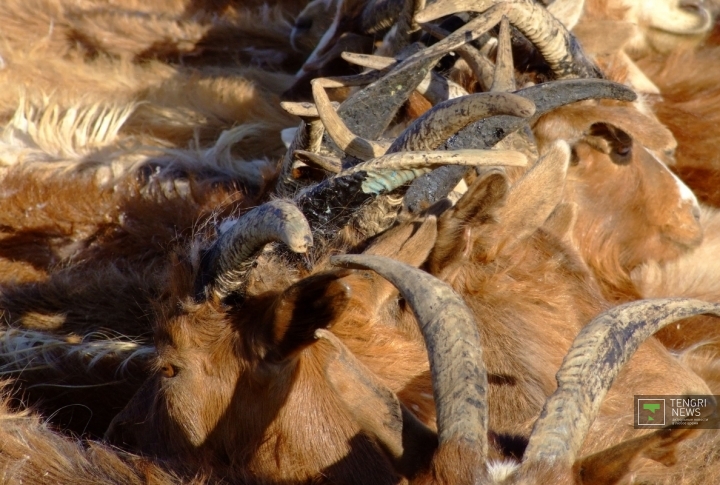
left=2, top=0, right=720, bottom=483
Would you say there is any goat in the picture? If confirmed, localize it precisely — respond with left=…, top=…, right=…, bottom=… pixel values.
left=0, top=138, right=280, bottom=436
left=409, top=0, right=703, bottom=304
left=532, top=99, right=702, bottom=302
left=418, top=144, right=718, bottom=481
left=104, top=201, right=451, bottom=483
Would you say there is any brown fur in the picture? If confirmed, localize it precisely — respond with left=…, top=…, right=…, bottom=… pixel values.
left=0, top=0, right=302, bottom=70
left=0, top=149, right=273, bottom=435
left=633, top=206, right=720, bottom=353
left=638, top=46, right=720, bottom=207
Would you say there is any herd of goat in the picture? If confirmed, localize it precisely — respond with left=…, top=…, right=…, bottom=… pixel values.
left=2, top=0, right=720, bottom=483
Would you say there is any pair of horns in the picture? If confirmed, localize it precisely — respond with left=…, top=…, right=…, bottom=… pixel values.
left=333, top=253, right=720, bottom=474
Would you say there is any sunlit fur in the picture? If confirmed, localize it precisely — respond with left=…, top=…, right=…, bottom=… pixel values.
left=633, top=206, right=720, bottom=352
left=638, top=46, right=720, bottom=208
left=0, top=0, right=303, bottom=69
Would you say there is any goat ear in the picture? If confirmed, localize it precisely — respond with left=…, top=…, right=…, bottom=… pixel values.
left=494, top=141, right=570, bottom=253
left=543, top=202, right=578, bottom=243
left=363, top=216, right=438, bottom=306
left=580, top=106, right=675, bottom=153
left=429, top=170, right=508, bottom=276
left=573, top=426, right=703, bottom=484
left=316, top=329, right=437, bottom=477
left=269, top=272, right=351, bottom=358
left=365, top=216, right=438, bottom=267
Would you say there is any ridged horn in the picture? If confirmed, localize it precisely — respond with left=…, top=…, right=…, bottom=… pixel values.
left=346, top=149, right=527, bottom=194
left=312, top=78, right=392, bottom=160
left=295, top=148, right=525, bottom=239
left=420, top=21, right=495, bottom=92
left=331, top=254, right=488, bottom=456
left=388, top=92, right=536, bottom=153
left=403, top=79, right=637, bottom=213
left=415, top=0, right=602, bottom=79
left=196, top=200, right=313, bottom=301
left=522, top=299, right=720, bottom=467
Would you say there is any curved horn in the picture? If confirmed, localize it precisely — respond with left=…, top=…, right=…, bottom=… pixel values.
left=420, top=21, right=495, bottom=92
left=388, top=92, right=536, bottom=153
left=331, top=253, right=488, bottom=456
left=341, top=52, right=469, bottom=104
left=312, top=78, right=392, bottom=160
left=294, top=150, right=342, bottom=174
left=196, top=200, right=313, bottom=300
left=522, top=299, right=720, bottom=467
left=345, top=149, right=527, bottom=194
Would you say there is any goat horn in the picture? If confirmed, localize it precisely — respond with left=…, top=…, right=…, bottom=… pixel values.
left=448, top=79, right=636, bottom=151
left=294, top=150, right=342, bottom=174
left=341, top=52, right=468, bottom=104
left=491, top=16, right=515, bottom=92
left=197, top=200, right=313, bottom=301
left=420, top=22, right=495, bottom=92
left=328, top=48, right=446, bottom=161
left=312, top=78, right=392, bottom=160
left=403, top=79, right=637, bottom=213
left=374, top=0, right=427, bottom=56
left=331, top=254, right=488, bottom=457
left=347, top=149, right=527, bottom=194
left=276, top=102, right=330, bottom=198
left=295, top=148, right=525, bottom=235
left=388, top=92, right=536, bottom=153
left=522, top=299, right=720, bottom=467
left=415, top=0, right=602, bottom=79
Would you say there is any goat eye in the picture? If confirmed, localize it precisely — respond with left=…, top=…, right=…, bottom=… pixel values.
left=615, top=145, right=631, bottom=157
left=160, top=363, right=177, bottom=378
left=610, top=142, right=632, bottom=165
